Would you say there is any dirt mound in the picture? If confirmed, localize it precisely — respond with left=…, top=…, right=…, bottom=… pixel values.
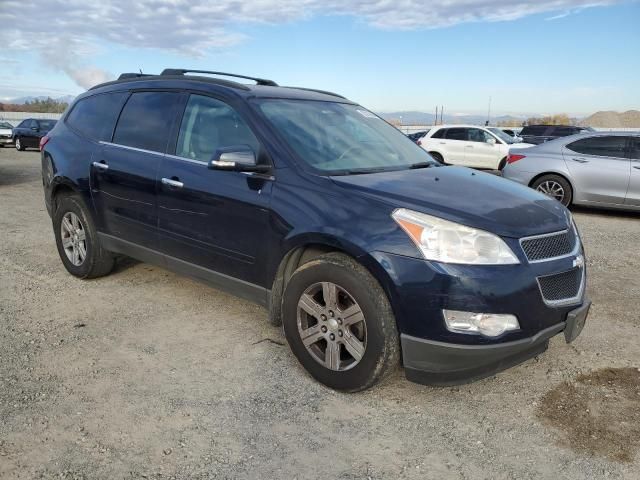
left=582, top=110, right=640, bottom=128
left=537, top=367, right=640, bottom=462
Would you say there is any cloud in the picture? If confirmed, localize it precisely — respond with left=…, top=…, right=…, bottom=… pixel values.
left=0, top=0, right=618, bottom=88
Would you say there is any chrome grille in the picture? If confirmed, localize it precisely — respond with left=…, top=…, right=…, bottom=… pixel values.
left=520, top=229, right=576, bottom=262
left=537, top=267, right=583, bottom=305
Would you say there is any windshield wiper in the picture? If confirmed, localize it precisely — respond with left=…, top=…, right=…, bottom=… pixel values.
left=409, top=162, right=439, bottom=169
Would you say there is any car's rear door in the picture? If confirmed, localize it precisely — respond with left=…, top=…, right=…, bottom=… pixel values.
left=624, top=136, right=640, bottom=207
left=91, top=90, right=182, bottom=249
left=563, top=135, right=630, bottom=205
left=441, top=127, right=468, bottom=165
left=156, top=93, right=273, bottom=299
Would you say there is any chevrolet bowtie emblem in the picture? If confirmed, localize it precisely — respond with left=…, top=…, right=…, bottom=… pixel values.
left=573, top=255, right=585, bottom=269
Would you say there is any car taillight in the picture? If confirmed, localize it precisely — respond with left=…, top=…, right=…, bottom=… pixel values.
left=507, top=153, right=526, bottom=164
left=417, top=139, right=422, bottom=146
left=39, top=135, right=50, bottom=151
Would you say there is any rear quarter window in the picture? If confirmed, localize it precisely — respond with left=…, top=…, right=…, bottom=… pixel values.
left=521, top=126, right=547, bottom=136
left=66, top=92, right=128, bottom=142
left=566, top=136, right=628, bottom=159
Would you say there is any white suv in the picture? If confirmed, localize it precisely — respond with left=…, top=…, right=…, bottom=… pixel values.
left=418, top=125, right=534, bottom=170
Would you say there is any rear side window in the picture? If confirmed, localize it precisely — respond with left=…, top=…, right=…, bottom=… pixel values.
left=552, top=126, right=578, bottom=137
left=113, top=91, right=179, bottom=152
left=445, top=128, right=468, bottom=140
left=566, top=136, right=628, bottom=159
left=430, top=128, right=446, bottom=139
left=630, top=137, right=640, bottom=160
left=67, top=92, right=127, bottom=142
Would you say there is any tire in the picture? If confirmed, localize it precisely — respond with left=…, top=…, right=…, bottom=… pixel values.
left=15, top=138, right=25, bottom=151
left=282, top=252, right=399, bottom=392
left=531, top=174, right=573, bottom=207
left=498, top=157, right=507, bottom=171
left=53, top=193, right=115, bottom=279
left=429, top=152, right=445, bottom=164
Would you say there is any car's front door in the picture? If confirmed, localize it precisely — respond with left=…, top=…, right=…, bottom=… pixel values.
left=625, top=136, right=640, bottom=207
left=157, top=93, right=273, bottom=296
left=466, top=128, right=502, bottom=169
left=91, top=90, right=181, bottom=249
left=25, top=119, right=41, bottom=147
left=563, top=135, right=630, bottom=205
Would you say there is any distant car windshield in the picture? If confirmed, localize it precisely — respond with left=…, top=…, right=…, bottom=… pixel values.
left=256, top=100, right=437, bottom=174
left=39, top=120, right=57, bottom=130
left=0, top=122, right=13, bottom=129
left=488, top=127, right=517, bottom=144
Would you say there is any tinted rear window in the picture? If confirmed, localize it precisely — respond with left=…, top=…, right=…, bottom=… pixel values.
left=37, top=120, right=57, bottom=130
left=521, top=126, right=548, bottom=136
left=113, top=91, right=179, bottom=152
left=566, top=136, right=628, bottom=159
left=430, top=128, right=445, bottom=139
left=445, top=128, right=468, bottom=140
left=551, top=126, right=578, bottom=136
left=66, top=92, right=127, bottom=142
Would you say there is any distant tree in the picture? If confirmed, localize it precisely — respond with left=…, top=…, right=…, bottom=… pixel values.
left=524, top=113, right=572, bottom=125
left=0, top=97, right=68, bottom=113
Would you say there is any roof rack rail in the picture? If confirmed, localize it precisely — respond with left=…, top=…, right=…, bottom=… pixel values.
left=161, top=69, right=278, bottom=87
left=118, top=73, right=153, bottom=80
left=282, top=86, right=346, bottom=99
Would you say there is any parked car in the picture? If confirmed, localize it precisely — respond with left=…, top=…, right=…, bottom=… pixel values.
left=41, top=69, right=589, bottom=391
left=519, top=125, right=593, bottom=145
left=419, top=124, right=534, bottom=170
left=489, top=127, right=523, bottom=143
left=0, top=121, right=14, bottom=147
left=503, top=131, right=639, bottom=210
left=496, top=127, right=523, bottom=142
left=407, top=130, right=428, bottom=143
left=12, top=118, right=57, bottom=151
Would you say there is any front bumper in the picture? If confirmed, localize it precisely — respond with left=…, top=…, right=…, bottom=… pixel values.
left=0, top=136, right=13, bottom=145
left=402, top=300, right=589, bottom=385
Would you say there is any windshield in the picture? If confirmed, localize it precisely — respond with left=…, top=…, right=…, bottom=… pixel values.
left=488, top=127, right=517, bottom=144
left=39, top=120, right=57, bottom=130
left=0, top=122, right=13, bottom=129
left=257, top=100, right=437, bottom=174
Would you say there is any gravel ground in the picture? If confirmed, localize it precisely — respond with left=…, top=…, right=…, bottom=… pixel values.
left=1, top=147, right=639, bottom=480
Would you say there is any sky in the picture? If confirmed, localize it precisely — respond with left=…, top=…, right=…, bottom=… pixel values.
left=0, top=0, right=638, bottom=116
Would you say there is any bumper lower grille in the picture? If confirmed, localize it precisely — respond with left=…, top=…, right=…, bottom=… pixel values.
left=537, top=267, right=583, bottom=305
left=520, top=229, right=576, bottom=262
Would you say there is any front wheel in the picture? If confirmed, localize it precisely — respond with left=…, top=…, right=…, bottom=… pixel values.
left=282, top=253, right=399, bottom=391
left=429, top=152, right=445, bottom=165
left=15, top=138, right=25, bottom=151
left=531, top=174, right=573, bottom=207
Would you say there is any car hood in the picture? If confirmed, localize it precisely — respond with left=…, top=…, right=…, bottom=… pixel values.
left=0, top=128, right=12, bottom=135
left=330, top=166, right=569, bottom=238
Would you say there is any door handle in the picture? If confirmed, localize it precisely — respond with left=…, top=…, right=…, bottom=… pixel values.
left=465, top=145, right=474, bottom=148
left=439, top=142, right=446, bottom=145
left=633, top=166, right=640, bottom=170
left=92, top=161, right=109, bottom=170
left=572, top=158, right=589, bottom=163
left=161, top=177, right=184, bottom=188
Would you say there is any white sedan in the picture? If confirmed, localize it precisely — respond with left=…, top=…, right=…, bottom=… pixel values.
left=418, top=125, right=534, bottom=170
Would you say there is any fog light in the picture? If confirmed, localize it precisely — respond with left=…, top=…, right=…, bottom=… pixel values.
left=443, top=310, right=519, bottom=337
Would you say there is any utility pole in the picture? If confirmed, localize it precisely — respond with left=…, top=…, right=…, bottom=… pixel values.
left=487, top=96, right=492, bottom=126
left=434, top=106, right=438, bottom=126
left=440, top=106, right=444, bottom=125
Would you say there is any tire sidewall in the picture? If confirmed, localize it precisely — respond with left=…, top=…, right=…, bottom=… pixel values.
left=53, top=195, right=99, bottom=278
left=15, top=138, right=23, bottom=151
left=282, top=258, right=390, bottom=391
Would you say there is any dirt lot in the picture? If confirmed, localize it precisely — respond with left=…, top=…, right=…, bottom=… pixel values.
left=1, top=147, right=639, bottom=479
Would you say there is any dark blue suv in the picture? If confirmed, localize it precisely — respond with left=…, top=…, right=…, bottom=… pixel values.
left=41, top=69, right=590, bottom=391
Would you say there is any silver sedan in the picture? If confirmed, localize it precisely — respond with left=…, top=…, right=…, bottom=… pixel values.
left=502, top=131, right=640, bottom=210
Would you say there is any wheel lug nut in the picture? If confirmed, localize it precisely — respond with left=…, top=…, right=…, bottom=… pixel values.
left=329, top=310, right=334, bottom=317
left=320, top=314, right=327, bottom=321
left=338, top=330, right=343, bottom=337
left=329, top=333, right=335, bottom=341
left=337, top=318, right=342, bottom=325
left=321, top=326, right=327, bottom=333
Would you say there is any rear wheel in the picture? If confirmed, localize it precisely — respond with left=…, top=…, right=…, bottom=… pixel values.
left=429, top=152, right=445, bottom=164
left=53, top=194, right=115, bottom=278
left=531, top=174, right=573, bottom=207
left=498, top=157, right=507, bottom=171
left=15, top=138, right=25, bottom=151
left=282, top=253, right=399, bottom=392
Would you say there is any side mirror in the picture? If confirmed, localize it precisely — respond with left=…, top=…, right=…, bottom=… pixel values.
left=486, top=137, right=496, bottom=145
left=209, top=145, right=270, bottom=173
left=31, top=126, right=39, bottom=131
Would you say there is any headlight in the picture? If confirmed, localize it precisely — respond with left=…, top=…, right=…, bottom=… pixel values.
left=392, top=208, right=519, bottom=265
left=443, top=310, right=520, bottom=337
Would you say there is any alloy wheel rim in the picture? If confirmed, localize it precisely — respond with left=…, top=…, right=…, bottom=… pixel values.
left=537, top=180, right=565, bottom=203
left=297, top=282, right=367, bottom=371
left=60, top=212, right=87, bottom=266
left=15, top=139, right=20, bottom=150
